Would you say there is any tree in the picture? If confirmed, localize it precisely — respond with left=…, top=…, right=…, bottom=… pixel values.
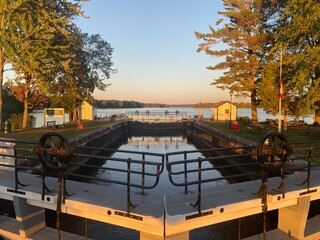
left=275, top=0, right=320, bottom=117
left=0, top=0, right=24, bottom=128
left=258, top=0, right=320, bottom=125
left=2, top=85, right=23, bottom=121
left=195, top=0, right=273, bottom=124
left=6, top=0, right=84, bottom=128
left=50, top=31, right=115, bottom=121
left=5, top=76, right=48, bottom=125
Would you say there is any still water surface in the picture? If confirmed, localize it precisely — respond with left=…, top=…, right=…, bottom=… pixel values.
left=98, top=107, right=313, bottom=124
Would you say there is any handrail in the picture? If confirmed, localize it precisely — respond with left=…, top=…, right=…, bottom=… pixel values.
left=1, top=134, right=320, bottom=222
left=166, top=146, right=261, bottom=215
left=0, top=137, right=165, bottom=215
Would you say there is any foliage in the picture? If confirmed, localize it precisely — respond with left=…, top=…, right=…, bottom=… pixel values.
left=94, top=100, right=144, bottom=109
left=258, top=61, right=280, bottom=115
left=80, top=33, right=116, bottom=91
left=195, top=0, right=274, bottom=124
left=258, top=0, right=320, bottom=121
left=5, top=77, right=48, bottom=108
left=0, top=0, right=25, bottom=127
left=8, top=113, right=34, bottom=130
left=49, top=31, right=116, bottom=115
left=8, top=113, right=23, bottom=130
left=193, top=101, right=250, bottom=108
left=276, top=0, right=320, bottom=115
left=197, top=0, right=320, bottom=123
left=144, top=103, right=170, bottom=108
left=2, top=86, right=23, bottom=121
left=4, top=0, right=85, bottom=127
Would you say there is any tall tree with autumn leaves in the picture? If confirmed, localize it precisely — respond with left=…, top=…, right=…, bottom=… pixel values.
left=3, top=0, right=115, bottom=128
left=4, top=0, right=84, bottom=128
left=0, top=0, right=24, bottom=128
left=195, top=0, right=272, bottom=124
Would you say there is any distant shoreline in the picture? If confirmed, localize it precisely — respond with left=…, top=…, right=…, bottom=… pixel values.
left=94, top=99, right=251, bottom=109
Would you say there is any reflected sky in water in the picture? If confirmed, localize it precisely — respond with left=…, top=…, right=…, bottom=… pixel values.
left=96, top=135, right=228, bottom=195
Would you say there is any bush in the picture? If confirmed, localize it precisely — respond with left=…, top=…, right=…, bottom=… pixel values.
left=9, top=113, right=35, bottom=130
left=9, top=113, right=23, bottom=130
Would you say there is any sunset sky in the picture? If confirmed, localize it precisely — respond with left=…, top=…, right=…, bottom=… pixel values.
left=77, top=0, right=233, bottom=104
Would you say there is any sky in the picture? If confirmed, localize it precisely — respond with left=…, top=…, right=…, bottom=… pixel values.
left=76, top=0, right=231, bottom=104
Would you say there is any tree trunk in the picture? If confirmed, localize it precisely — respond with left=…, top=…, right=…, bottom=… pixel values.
left=251, top=89, right=258, bottom=124
left=22, top=73, right=31, bottom=129
left=22, top=99, right=28, bottom=128
left=70, top=108, right=78, bottom=122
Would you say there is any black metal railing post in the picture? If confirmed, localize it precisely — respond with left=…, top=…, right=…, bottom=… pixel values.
left=190, top=157, right=202, bottom=214
left=127, top=158, right=131, bottom=213
left=184, top=151, right=188, bottom=194
left=307, top=149, right=312, bottom=190
left=141, top=153, right=145, bottom=195
left=14, top=145, right=18, bottom=190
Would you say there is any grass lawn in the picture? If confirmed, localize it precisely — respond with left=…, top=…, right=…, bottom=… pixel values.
left=0, top=120, right=115, bottom=143
left=204, top=120, right=320, bottom=144
left=2, top=119, right=319, bottom=145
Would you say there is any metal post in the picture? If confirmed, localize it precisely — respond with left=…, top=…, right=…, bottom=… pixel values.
left=184, top=151, right=188, bottom=194
left=127, top=158, right=131, bottom=213
left=278, top=46, right=283, bottom=133
left=197, top=159, right=202, bottom=214
left=14, top=146, right=18, bottom=190
left=230, top=90, right=234, bottom=128
left=278, top=98, right=282, bottom=132
left=141, top=153, right=145, bottom=195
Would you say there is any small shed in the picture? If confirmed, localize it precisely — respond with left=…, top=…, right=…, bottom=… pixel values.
left=211, top=101, right=237, bottom=121
left=78, top=100, right=96, bottom=121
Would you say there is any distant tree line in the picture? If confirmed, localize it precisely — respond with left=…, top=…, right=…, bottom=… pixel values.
left=193, top=102, right=251, bottom=108
left=94, top=100, right=144, bottom=108
left=93, top=100, right=251, bottom=109
left=144, top=103, right=170, bottom=108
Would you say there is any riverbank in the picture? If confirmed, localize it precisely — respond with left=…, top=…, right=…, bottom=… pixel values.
left=203, top=120, right=320, bottom=143
left=1, top=118, right=320, bottom=145
left=0, top=120, right=115, bottom=143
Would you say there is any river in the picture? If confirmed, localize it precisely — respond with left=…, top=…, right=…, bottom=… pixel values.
left=97, top=107, right=313, bottom=124
left=30, top=107, right=314, bottom=128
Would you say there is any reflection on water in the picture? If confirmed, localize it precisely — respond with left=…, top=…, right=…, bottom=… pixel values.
left=95, top=136, right=227, bottom=196
left=127, top=136, right=186, bottom=151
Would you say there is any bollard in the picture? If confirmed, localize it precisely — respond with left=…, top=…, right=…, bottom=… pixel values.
left=231, top=121, right=239, bottom=132
left=4, top=120, right=11, bottom=133
left=77, top=121, right=84, bottom=131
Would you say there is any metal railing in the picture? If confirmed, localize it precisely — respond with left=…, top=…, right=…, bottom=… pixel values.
left=166, top=146, right=258, bottom=217
left=66, top=145, right=165, bottom=212
left=0, top=135, right=165, bottom=215
left=1, top=131, right=320, bottom=238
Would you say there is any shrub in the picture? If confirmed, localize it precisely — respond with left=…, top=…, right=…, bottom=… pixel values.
left=9, top=113, right=23, bottom=130
left=9, top=113, right=35, bottom=130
